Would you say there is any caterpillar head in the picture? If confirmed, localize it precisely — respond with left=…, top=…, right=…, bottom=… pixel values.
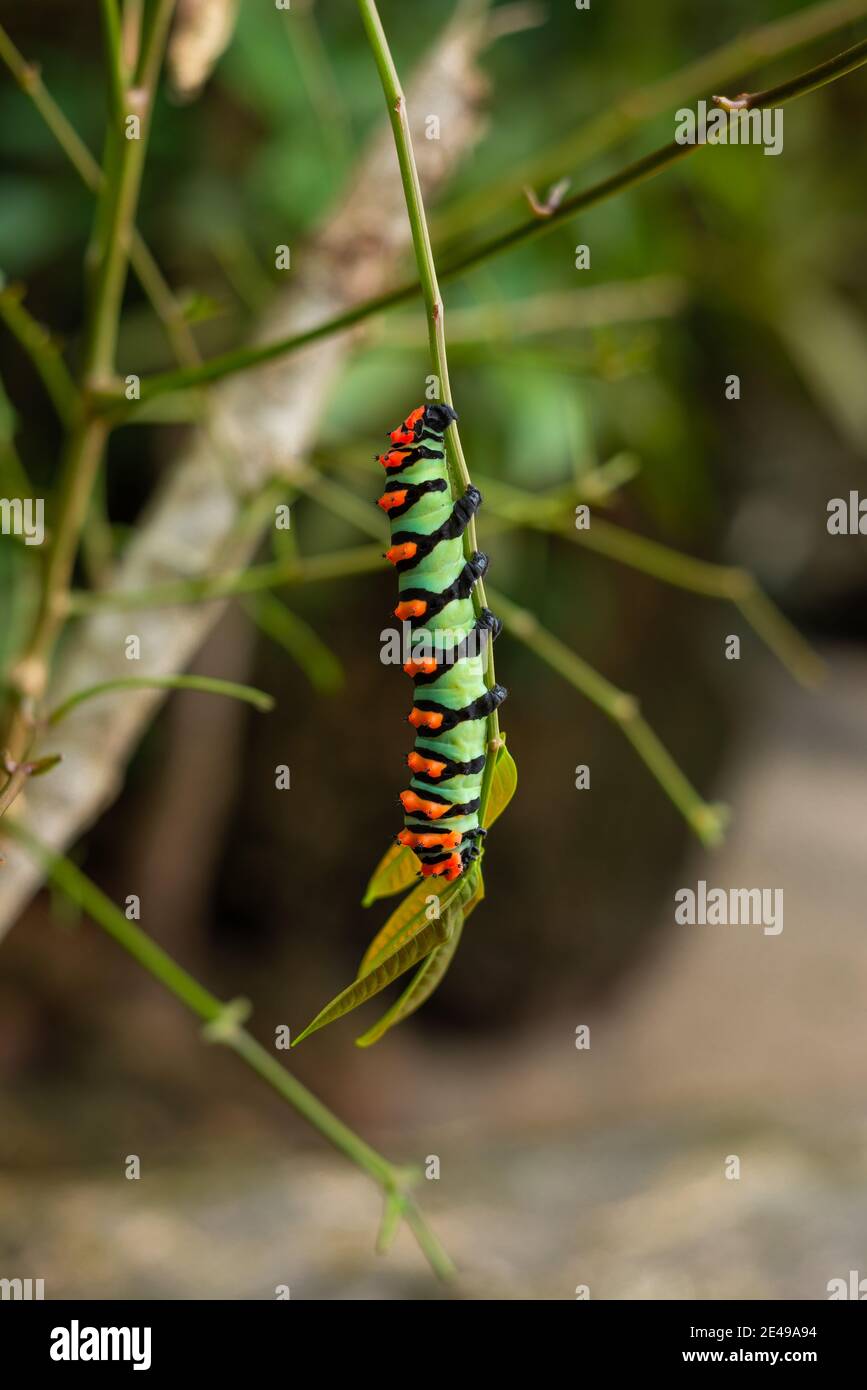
left=423, top=402, right=458, bottom=434
left=390, top=403, right=458, bottom=445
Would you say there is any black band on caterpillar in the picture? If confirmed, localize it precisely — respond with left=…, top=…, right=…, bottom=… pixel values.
left=414, top=840, right=484, bottom=868
left=408, top=609, right=502, bottom=685
left=410, top=826, right=487, bottom=870
left=407, top=751, right=487, bottom=784
left=409, top=683, right=508, bottom=736
left=395, top=551, right=489, bottom=626
left=377, top=444, right=444, bottom=477
left=400, top=791, right=482, bottom=822
left=378, top=477, right=449, bottom=521
left=386, top=486, right=482, bottom=574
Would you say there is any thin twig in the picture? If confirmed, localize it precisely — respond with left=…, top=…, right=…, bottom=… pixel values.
left=0, top=2, right=176, bottom=806
left=487, top=586, right=727, bottom=847
left=0, top=280, right=79, bottom=426
left=5, top=823, right=455, bottom=1282
left=473, top=473, right=825, bottom=689
left=66, top=543, right=385, bottom=614
left=118, top=35, right=867, bottom=406
left=356, top=0, right=503, bottom=817
left=434, top=0, right=867, bottom=239
left=0, top=20, right=199, bottom=367
left=0, top=763, right=32, bottom=821
left=46, top=674, right=274, bottom=726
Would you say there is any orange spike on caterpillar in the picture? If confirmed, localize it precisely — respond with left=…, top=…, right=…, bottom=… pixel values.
left=390, top=405, right=425, bottom=444
left=377, top=489, right=407, bottom=511
left=395, top=599, right=427, bottom=621
left=385, top=542, right=418, bottom=565
left=399, top=789, right=450, bottom=820
left=408, top=707, right=443, bottom=730
left=419, top=853, right=464, bottom=882
left=403, top=657, right=438, bottom=678
left=397, top=828, right=461, bottom=850
left=407, top=750, right=446, bottom=776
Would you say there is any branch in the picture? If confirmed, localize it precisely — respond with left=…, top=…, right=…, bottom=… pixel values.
left=46, top=673, right=274, bottom=726
left=66, top=543, right=385, bottom=614
left=435, top=0, right=867, bottom=239
left=487, top=586, right=727, bottom=847
left=0, top=2, right=176, bottom=797
left=473, top=473, right=825, bottom=689
left=0, top=278, right=79, bottom=426
left=122, top=35, right=867, bottom=405
left=356, top=0, right=502, bottom=817
left=0, top=21, right=200, bottom=367
left=6, top=822, right=454, bottom=1281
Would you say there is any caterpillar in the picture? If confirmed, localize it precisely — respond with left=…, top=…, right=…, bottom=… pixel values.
left=377, top=403, right=507, bottom=883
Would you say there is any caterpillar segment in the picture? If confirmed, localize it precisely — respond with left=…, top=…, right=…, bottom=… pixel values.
left=379, top=403, right=507, bottom=882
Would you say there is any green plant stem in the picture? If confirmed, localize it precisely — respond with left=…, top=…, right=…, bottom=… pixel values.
left=371, top=276, right=687, bottom=345
left=0, top=281, right=79, bottom=426
left=0, top=24, right=102, bottom=189
left=294, top=469, right=387, bottom=540
left=120, top=35, right=867, bottom=406
left=85, top=0, right=175, bottom=385
left=0, top=21, right=199, bottom=368
left=47, top=674, right=275, bottom=726
left=122, top=0, right=144, bottom=74
left=4, top=823, right=454, bottom=1282
left=0, top=762, right=32, bottom=820
left=434, top=0, right=867, bottom=240
left=356, top=0, right=502, bottom=803
left=242, top=594, right=344, bottom=695
left=438, top=35, right=867, bottom=276
left=3, top=415, right=109, bottom=769
left=474, top=473, right=825, bottom=689
left=66, top=543, right=385, bottom=614
left=578, top=518, right=824, bottom=687
left=1, top=3, right=174, bottom=792
left=487, top=586, right=726, bottom=847
left=101, top=0, right=126, bottom=122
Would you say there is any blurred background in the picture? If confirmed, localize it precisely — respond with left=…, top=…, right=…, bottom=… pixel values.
left=1, top=0, right=866, bottom=1298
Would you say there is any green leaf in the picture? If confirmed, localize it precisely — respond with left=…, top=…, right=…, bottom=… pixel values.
left=482, top=733, right=518, bottom=829
left=355, top=909, right=465, bottom=1048
left=179, top=290, right=226, bottom=325
left=24, top=753, right=62, bottom=778
left=361, top=841, right=419, bottom=908
left=359, top=876, right=456, bottom=977
left=292, top=912, right=456, bottom=1046
left=294, top=866, right=482, bottom=1045
left=244, top=593, right=344, bottom=694
left=354, top=866, right=482, bottom=1047
left=47, top=675, right=275, bottom=725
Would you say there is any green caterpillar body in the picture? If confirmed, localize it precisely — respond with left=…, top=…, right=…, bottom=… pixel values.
left=377, top=403, right=506, bottom=881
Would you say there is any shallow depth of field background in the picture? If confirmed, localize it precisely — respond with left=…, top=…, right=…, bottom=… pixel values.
left=1, top=0, right=867, bottom=1298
